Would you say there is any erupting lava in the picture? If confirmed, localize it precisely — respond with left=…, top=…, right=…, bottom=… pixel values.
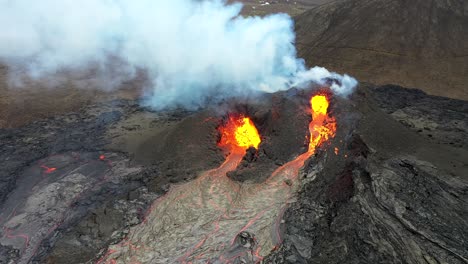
left=210, top=115, right=262, bottom=175
left=308, top=95, right=336, bottom=153
left=218, top=115, right=261, bottom=153
left=267, top=94, right=336, bottom=184
left=99, top=94, right=336, bottom=264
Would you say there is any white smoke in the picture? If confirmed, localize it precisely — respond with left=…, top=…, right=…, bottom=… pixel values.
left=0, top=0, right=357, bottom=109
left=292, top=67, right=358, bottom=97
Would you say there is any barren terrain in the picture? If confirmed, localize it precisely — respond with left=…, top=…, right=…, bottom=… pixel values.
left=231, top=0, right=333, bottom=16
left=295, top=0, right=468, bottom=100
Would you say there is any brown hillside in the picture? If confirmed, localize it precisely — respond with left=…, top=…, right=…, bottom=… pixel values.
left=295, top=0, right=468, bottom=99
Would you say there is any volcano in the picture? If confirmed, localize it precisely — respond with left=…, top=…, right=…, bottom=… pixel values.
left=1, top=0, right=468, bottom=263
left=0, top=83, right=467, bottom=263
left=295, top=0, right=468, bottom=100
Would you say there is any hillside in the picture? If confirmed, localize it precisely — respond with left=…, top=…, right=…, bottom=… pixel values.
left=295, top=0, right=468, bottom=99
left=232, top=0, right=333, bottom=16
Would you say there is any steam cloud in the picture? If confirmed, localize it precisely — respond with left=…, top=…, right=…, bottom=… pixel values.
left=0, top=0, right=358, bottom=109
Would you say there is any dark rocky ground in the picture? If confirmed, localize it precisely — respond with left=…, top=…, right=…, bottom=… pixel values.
left=265, top=84, right=468, bottom=263
left=0, top=84, right=467, bottom=263
left=0, top=100, right=149, bottom=263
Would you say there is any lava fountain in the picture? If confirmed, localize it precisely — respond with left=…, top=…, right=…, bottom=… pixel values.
left=266, top=94, right=336, bottom=187
left=218, top=115, right=261, bottom=153
left=99, top=95, right=336, bottom=264
left=213, top=115, right=262, bottom=176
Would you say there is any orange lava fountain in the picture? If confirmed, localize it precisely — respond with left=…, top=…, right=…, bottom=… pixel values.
left=218, top=115, right=261, bottom=153
left=212, top=115, right=261, bottom=175
left=267, top=94, right=336, bottom=185
left=309, top=95, right=337, bottom=153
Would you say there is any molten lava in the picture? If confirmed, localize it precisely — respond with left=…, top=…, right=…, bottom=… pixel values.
left=308, top=95, right=336, bottom=153
left=211, top=114, right=262, bottom=176
left=267, top=94, right=336, bottom=184
left=40, top=165, right=57, bottom=174
left=218, top=115, right=261, bottom=153
left=311, top=95, right=329, bottom=117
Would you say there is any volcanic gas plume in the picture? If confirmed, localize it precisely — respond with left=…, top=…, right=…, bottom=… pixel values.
left=0, top=0, right=357, bottom=109
left=97, top=94, right=336, bottom=263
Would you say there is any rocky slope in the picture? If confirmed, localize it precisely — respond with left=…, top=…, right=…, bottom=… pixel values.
left=265, top=84, right=468, bottom=263
left=295, top=0, right=468, bottom=100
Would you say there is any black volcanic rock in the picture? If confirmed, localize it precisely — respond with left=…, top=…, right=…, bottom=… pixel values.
left=370, top=84, right=468, bottom=149
left=264, top=84, right=468, bottom=263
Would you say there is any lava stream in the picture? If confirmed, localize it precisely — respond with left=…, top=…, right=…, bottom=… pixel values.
left=209, top=115, right=262, bottom=177
left=100, top=95, right=336, bottom=264
left=266, top=94, right=336, bottom=187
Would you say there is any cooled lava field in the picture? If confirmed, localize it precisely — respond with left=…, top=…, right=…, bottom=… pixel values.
left=1, top=83, right=467, bottom=264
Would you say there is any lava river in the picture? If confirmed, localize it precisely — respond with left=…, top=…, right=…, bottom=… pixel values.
left=99, top=95, right=336, bottom=263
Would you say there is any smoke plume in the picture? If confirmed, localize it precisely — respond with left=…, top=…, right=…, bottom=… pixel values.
left=0, top=0, right=358, bottom=109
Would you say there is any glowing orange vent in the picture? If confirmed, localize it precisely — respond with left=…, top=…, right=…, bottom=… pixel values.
left=218, top=115, right=261, bottom=153
left=308, top=95, right=336, bottom=153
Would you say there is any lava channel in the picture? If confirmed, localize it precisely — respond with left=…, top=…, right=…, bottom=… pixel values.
left=99, top=96, right=336, bottom=264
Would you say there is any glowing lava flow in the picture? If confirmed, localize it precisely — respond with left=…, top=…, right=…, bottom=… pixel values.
left=309, top=95, right=336, bottom=153
left=40, top=165, right=57, bottom=174
left=99, top=96, right=336, bottom=264
left=267, top=94, right=336, bottom=184
left=214, top=115, right=262, bottom=174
